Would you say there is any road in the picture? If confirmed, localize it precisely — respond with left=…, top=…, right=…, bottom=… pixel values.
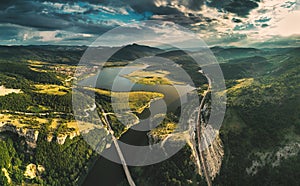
left=195, top=71, right=213, bottom=186
left=93, top=70, right=213, bottom=186
left=97, top=103, right=136, bottom=186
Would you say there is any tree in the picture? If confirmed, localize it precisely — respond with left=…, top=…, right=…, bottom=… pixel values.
left=0, top=170, right=9, bottom=186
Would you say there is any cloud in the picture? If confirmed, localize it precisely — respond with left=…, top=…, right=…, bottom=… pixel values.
left=233, top=0, right=300, bottom=40
left=266, top=10, right=300, bottom=37
left=0, top=12, right=72, bottom=30
left=123, top=0, right=181, bottom=15
left=42, top=1, right=89, bottom=13
left=0, top=0, right=152, bottom=37
left=250, top=35, right=300, bottom=48
left=0, top=0, right=299, bottom=46
left=125, top=0, right=259, bottom=16
left=0, top=22, right=98, bottom=45
left=207, top=0, right=259, bottom=17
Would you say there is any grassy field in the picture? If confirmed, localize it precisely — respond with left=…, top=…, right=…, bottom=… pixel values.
left=87, top=87, right=164, bottom=113
left=150, top=122, right=177, bottom=139
left=34, top=84, right=70, bottom=95
left=124, top=70, right=184, bottom=85
left=27, top=60, right=49, bottom=73
left=227, top=78, right=254, bottom=93
left=1, top=114, right=67, bottom=130
left=0, top=114, right=47, bottom=128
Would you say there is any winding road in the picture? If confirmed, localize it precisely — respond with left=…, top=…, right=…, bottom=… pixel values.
left=195, top=71, right=213, bottom=186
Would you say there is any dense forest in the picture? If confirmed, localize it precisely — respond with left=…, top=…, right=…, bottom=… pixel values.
left=0, top=131, right=95, bottom=186
left=0, top=46, right=299, bottom=185
left=120, top=47, right=300, bottom=186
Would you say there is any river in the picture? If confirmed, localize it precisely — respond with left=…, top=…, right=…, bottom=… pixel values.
left=80, top=66, right=195, bottom=185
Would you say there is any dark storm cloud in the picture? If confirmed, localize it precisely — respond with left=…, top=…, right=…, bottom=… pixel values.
left=0, top=12, right=72, bottom=30
left=123, top=0, right=206, bottom=14
left=0, top=0, right=261, bottom=34
left=70, top=22, right=112, bottom=34
left=0, top=0, right=68, bottom=30
left=124, top=0, right=180, bottom=15
left=0, top=0, right=269, bottom=45
left=117, top=0, right=260, bottom=36
left=0, top=0, right=16, bottom=10
left=0, top=0, right=115, bottom=34
left=151, top=14, right=205, bottom=27
left=123, top=0, right=259, bottom=17
left=37, top=0, right=107, bottom=3
left=207, top=0, right=260, bottom=17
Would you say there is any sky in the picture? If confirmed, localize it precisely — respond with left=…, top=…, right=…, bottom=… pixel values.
left=0, top=0, right=299, bottom=47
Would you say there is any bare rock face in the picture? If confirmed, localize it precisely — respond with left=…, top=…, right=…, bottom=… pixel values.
left=201, top=130, right=224, bottom=179
left=24, top=164, right=37, bottom=179
left=246, top=142, right=300, bottom=175
left=24, top=163, right=45, bottom=179
left=69, top=131, right=80, bottom=139
left=54, top=131, right=80, bottom=145
left=0, top=123, right=80, bottom=146
left=0, top=123, right=39, bottom=148
left=197, top=125, right=224, bottom=180
left=47, top=134, right=54, bottom=142
left=56, top=134, right=68, bottom=145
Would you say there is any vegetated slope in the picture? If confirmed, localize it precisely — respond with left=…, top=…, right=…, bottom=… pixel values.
left=0, top=60, right=61, bottom=85
left=108, top=43, right=164, bottom=62
left=0, top=45, right=86, bottom=64
left=0, top=46, right=95, bottom=185
left=0, top=130, right=95, bottom=186
left=214, top=47, right=300, bottom=186
left=0, top=45, right=299, bottom=186
left=129, top=47, right=300, bottom=186
left=0, top=45, right=167, bottom=186
left=211, top=46, right=262, bottom=61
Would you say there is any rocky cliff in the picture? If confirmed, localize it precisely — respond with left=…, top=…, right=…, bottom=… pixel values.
left=0, top=123, right=39, bottom=148
left=0, top=122, right=80, bottom=147
left=199, top=125, right=224, bottom=180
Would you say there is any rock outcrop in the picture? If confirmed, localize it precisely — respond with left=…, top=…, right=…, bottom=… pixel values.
left=0, top=122, right=80, bottom=146
left=199, top=125, right=224, bottom=180
left=56, top=134, right=68, bottom=145
left=0, top=123, right=39, bottom=148
left=24, top=163, right=45, bottom=179
left=246, top=142, right=300, bottom=175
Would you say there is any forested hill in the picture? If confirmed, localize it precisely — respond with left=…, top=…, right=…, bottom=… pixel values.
left=0, top=45, right=299, bottom=185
